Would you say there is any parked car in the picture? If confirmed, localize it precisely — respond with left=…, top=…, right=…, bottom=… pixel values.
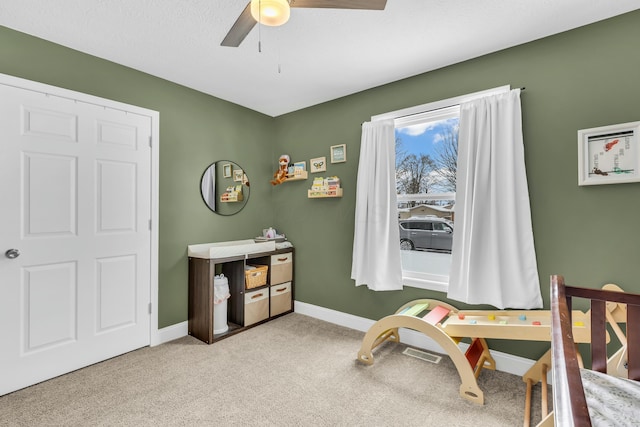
left=399, top=217, right=453, bottom=252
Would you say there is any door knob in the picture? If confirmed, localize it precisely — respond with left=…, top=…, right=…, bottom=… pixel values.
left=5, top=249, right=20, bottom=259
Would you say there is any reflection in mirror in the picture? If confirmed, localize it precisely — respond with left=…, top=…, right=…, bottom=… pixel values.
left=200, top=161, right=250, bottom=215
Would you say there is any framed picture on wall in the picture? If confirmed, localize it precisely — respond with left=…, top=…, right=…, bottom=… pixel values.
left=330, top=144, right=346, bottom=163
left=310, top=157, right=326, bottom=173
left=223, top=163, right=232, bottom=178
left=233, top=169, right=244, bottom=182
left=578, top=121, right=640, bottom=186
left=293, top=161, right=306, bottom=172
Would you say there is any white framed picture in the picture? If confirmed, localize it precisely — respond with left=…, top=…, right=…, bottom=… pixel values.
left=310, top=156, right=326, bottom=173
left=223, top=163, right=232, bottom=178
left=577, top=121, right=640, bottom=186
left=233, top=168, right=244, bottom=182
left=330, top=144, right=346, bottom=163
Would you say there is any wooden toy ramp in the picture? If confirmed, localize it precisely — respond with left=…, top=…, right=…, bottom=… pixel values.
left=357, top=287, right=626, bottom=424
left=357, top=299, right=495, bottom=405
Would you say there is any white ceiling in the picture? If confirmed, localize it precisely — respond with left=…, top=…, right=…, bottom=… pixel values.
left=1, top=1, right=639, bottom=117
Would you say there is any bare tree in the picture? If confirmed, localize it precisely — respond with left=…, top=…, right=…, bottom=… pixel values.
left=396, top=142, right=436, bottom=206
left=395, top=136, right=407, bottom=168
left=431, top=121, right=458, bottom=192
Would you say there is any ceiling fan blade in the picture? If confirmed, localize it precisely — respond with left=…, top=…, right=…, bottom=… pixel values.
left=290, top=0, right=387, bottom=10
left=221, top=2, right=257, bottom=47
left=221, top=0, right=387, bottom=47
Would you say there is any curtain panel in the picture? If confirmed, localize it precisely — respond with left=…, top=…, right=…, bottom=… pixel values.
left=201, top=163, right=216, bottom=211
left=351, top=120, right=403, bottom=291
left=447, top=89, right=542, bottom=309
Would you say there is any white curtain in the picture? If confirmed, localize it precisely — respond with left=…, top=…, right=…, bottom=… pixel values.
left=201, top=164, right=216, bottom=211
left=351, top=120, right=403, bottom=291
left=448, top=89, right=542, bottom=309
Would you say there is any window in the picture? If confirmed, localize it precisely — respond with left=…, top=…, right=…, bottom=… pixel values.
left=371, top=86, right=510, bottom=291
left=395, top=110, right=458, bottom=291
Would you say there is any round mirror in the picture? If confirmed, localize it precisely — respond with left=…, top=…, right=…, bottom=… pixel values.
left=200, top=161, right=250, bottom=215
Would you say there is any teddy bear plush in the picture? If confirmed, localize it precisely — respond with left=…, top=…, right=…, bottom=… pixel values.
left=270, top=154, right=290, bottom=186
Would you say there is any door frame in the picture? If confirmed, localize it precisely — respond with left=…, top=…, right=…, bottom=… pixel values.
left=0, top=72, right=161, bottom=346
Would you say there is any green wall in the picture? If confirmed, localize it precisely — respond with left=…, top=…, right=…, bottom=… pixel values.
left=272, top=10, right=640, bottom=358
left=1, top=10, right=639, bottom=360
left=0, top=25, right=276, bottom=328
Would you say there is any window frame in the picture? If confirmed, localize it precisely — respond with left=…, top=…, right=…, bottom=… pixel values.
left=374, top=85, right=510, bottom=291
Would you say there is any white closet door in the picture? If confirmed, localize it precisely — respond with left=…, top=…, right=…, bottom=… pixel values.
left=0, top=82, right=152, bottom=396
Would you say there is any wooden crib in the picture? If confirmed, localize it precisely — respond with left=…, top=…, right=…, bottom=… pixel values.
left=549, top=275, right=640, bottom=426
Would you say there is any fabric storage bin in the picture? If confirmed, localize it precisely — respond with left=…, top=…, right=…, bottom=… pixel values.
left=270, top=253, right=292, bottom=285
left=244, top=288, right=269, bottom=326
left=270, top=282, right=292, bottom=317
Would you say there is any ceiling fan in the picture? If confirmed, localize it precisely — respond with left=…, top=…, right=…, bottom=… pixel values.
left=221, top=0, right=388, bottom=47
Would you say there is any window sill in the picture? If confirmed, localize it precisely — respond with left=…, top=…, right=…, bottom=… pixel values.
left=401, top=250, right=451, bottom=293
left=402, top=275, right=449, bottom=293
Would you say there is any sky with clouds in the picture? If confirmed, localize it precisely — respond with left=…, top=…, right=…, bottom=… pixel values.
left=395, top=118, right=458, bottom=158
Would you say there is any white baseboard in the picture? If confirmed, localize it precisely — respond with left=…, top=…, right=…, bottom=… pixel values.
left=154, top=301, right=539, bottom=378
left=294, top=300, right=538, bottom=377
left=153, top=320, right=188, bottom=346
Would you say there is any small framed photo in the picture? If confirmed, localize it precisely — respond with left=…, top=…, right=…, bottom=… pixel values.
left=223, top=163, right=232, bottom=178
left=310, top=157, right=326, bottom=173
left=330, top=144, right=346, bottom=163
left=293, top=161, right=306, bottom=172
left=578, top=121, right=640, bottom=186
left=233, top=169, right=244, bottom=182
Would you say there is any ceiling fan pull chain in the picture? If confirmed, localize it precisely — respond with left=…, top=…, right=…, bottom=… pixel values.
left=258, top=0, right=262, bottom=52
left=277, top=33, right=282, bottom=73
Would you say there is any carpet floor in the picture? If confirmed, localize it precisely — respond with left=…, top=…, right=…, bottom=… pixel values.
left=0, top=313, right=549, bottom=426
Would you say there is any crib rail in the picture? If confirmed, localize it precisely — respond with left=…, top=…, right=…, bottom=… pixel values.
left=550, top=275, right=640, bottom=426
left=550, top=275, right=590, bottom=426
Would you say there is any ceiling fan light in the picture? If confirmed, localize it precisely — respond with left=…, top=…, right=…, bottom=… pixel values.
left=250, top=0, right=290, bottom=27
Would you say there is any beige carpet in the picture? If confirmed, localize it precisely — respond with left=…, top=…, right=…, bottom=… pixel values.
left=0, top=313, right=548, bottom=426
